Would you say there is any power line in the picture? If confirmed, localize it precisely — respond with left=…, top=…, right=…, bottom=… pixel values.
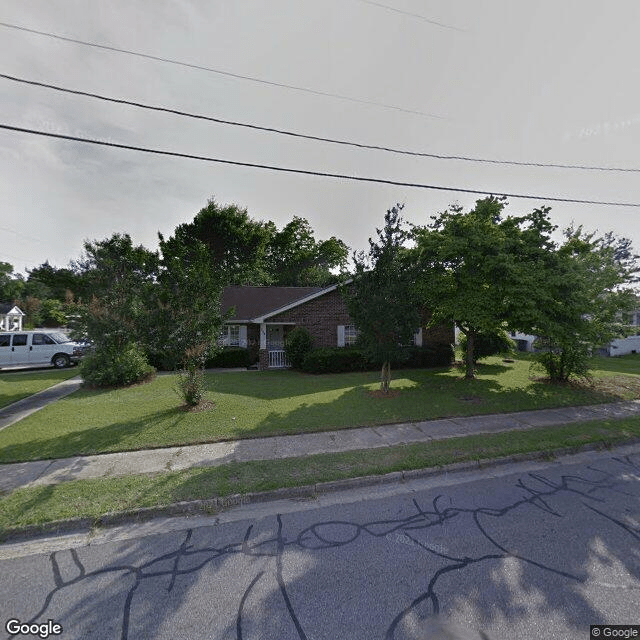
left=2, top=123, right=639, bottom=208
left=355, top=0, right=465, bottom=32
left=3, top=72, right=638, bottom=174
left=0, top=21, right=443, bottom=119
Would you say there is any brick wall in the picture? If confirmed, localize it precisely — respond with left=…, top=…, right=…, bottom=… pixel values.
left=268, top=288, right=352, bottom=348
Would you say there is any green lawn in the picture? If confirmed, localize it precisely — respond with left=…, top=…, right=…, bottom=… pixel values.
left=0, top=355, right=639, bottom=463
left=1, top=414, right=638, bottom=535
left=0, top=368, right=80, bottom=409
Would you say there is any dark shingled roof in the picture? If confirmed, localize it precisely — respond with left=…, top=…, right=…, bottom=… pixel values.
left=0, top=303, right=22, bottom=314
left=221, top=286, right=324, bottom=321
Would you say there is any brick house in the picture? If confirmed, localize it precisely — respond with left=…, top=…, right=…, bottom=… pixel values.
left=220, top=283, right=454, bottom=370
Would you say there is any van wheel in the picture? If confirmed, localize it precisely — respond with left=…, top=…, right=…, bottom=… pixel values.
left=52, top=354, right=70, bottom=369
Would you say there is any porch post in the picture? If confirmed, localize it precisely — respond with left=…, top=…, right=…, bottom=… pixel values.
left=260, top=323, right=267, bottom=350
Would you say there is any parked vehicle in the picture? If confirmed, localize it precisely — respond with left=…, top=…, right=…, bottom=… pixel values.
left=0, top=331, right=88, bottom=369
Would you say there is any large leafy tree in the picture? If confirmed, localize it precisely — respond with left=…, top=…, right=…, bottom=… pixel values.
left=27, top=261, right=85, bottom=302
left=174, top=198, right=349, bottom=287
left=528, top=226, right=639, bottom=381
left=154, top=231, right=227, bottom=371
left=0, top=262, right=24, bottom=302
left=345, top=204, right=420, bottom=393
left=72, top=233, right=159, bottom=385
left=413, top=197, right=556, bottom=379
left=170, top=198, right=273, bottom=285
left=265, top=216, right=349, bottom=286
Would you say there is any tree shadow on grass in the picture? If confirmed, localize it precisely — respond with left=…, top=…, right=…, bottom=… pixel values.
left=0, top=406, right=188, bottom=464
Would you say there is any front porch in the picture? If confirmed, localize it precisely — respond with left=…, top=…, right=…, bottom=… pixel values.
left=258, top=322, right=294, bottom=369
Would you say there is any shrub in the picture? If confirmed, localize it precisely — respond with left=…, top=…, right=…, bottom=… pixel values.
left=459, top=329, right=515, bottom=362
left=532, top=337, right=591, bottom=382
left=284, top=327, right=314, bottom=369
left=301, top=347, right=370, bottom=374
left=176, top=367, right=204, bottom=406
left=205, top=347, right=252, bottom=368
left=80, top=342, right=155, bottom=387
left=300, top=344, right=454, bottom=374
left=398, top=344, right=454, bottom=368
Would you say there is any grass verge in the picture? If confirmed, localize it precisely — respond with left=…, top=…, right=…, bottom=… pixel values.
left=0, top=368, right=79, bottom=409
left=2, top=415, right=639, bottom=536
left=1, top=355, right=639, bottom=463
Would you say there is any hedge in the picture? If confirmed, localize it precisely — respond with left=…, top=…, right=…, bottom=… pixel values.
left=300, top=344, right=453, bottom=374
left=205, top=347, right=253, bottom=368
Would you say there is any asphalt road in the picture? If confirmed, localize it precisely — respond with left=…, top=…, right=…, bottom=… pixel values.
left=1, top=447, right=639, bottom=640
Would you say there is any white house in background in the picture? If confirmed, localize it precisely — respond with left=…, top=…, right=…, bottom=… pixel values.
left=507, top=309, right=640, bottom=357
left=0, top=304, right=25, bottom=331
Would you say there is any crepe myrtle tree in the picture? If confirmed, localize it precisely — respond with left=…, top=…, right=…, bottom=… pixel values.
left=528, top=225, right=639, bottom=382
left=156, top=231, right=228, bottom=405
left=413, top=197, right=557, bottom=380
left=345, top=204, right=420, bottom=393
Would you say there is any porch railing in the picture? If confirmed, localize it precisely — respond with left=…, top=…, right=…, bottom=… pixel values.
left=268, top=350, right=290, bottom=369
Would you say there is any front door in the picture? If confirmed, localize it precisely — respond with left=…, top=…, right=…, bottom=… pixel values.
left=267, top=325, right=284, bottom=350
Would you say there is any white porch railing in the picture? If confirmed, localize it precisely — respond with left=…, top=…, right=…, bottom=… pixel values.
left=268, top=350, right=290, bottom=369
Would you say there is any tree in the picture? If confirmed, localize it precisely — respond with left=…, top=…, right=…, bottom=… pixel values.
left=345, top=205, right=420, bottom=393
left=73, top=234, right=158, bottom=386
left=156, top=232, right=227, bottom=405
left=265, top=217, right=349, bottom=286
left=0, top=262, right=24, bottom=302
left=413, top=197, right=556, bottom=379
left=27, top=261, right=84, bottom=302
left=528, top=226, right=639, bottom=381
left=170, top=198, right=273, bottom=285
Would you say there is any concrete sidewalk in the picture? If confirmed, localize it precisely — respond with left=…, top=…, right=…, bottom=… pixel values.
left=0, top=376, right=82, bottom=432
left=2, top=399, right=640, bottom=493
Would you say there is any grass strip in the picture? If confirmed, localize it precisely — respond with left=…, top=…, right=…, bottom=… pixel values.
left=0, top=368, right=79, bottom=409
left=1, top=415, right=639, bottom=536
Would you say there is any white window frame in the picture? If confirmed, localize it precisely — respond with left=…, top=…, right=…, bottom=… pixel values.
left=344, top=324, right=358, bottom=347
left=221, top=324, right=242, bottom=347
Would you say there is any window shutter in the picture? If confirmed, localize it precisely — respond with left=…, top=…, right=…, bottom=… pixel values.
left=337, top=325, right=345, bottom=347
left=239, top=325, right=248, bottom=348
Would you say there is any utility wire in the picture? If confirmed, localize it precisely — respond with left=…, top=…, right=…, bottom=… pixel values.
left=0, top=21, right=442, bottom=119
left=355, top=0, right=465, bottom=32
left=1, top=123, right=639, bottom=208
left=3, top=73, right=638, bottom=174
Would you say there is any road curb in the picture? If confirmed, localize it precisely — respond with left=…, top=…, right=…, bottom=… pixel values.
left=3, top=436, right=639, bottom=543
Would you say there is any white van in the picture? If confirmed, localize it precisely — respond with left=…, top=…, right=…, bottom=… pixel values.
left=0, top=331, right=87, bottom=369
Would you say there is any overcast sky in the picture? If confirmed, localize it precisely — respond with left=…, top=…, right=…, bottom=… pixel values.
left=2, top=0, right=639, bottom=275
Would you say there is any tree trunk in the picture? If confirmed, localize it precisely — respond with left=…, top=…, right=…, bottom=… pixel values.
left=465, top=331, right=476, bottom=379
left=381, top=360, right=391, bottom=393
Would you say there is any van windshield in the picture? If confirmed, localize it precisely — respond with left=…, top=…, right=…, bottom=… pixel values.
left=49, top=332, right=71, bottom=344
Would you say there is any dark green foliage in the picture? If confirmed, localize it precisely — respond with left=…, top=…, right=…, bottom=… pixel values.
left=176, top=367, right=204, bottom=406
left=301, top=348, right=370, bottom=374
left=459, top=329, right=515, bottom=362
left=265, top=217, right=349, bottom=286
left=345, top=204, right=420, bottom=392
left=532, top=337, right=591, bottom=382
left=206, top=347, right=252, bottom=368
left=80, top=343, right=155, bottom=388
left=414, top=197, right=556, bottom=380
left=527, top=226, right=639, bottom=382
left=400, top=344, right=454, bottom=368
left=299, top=345, right=453, bottom=374
left=284, top=327, right=314, bottom=369
left=72, top=234, right=158, bottom=387
left=169, top=198, right=273, bottom=285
